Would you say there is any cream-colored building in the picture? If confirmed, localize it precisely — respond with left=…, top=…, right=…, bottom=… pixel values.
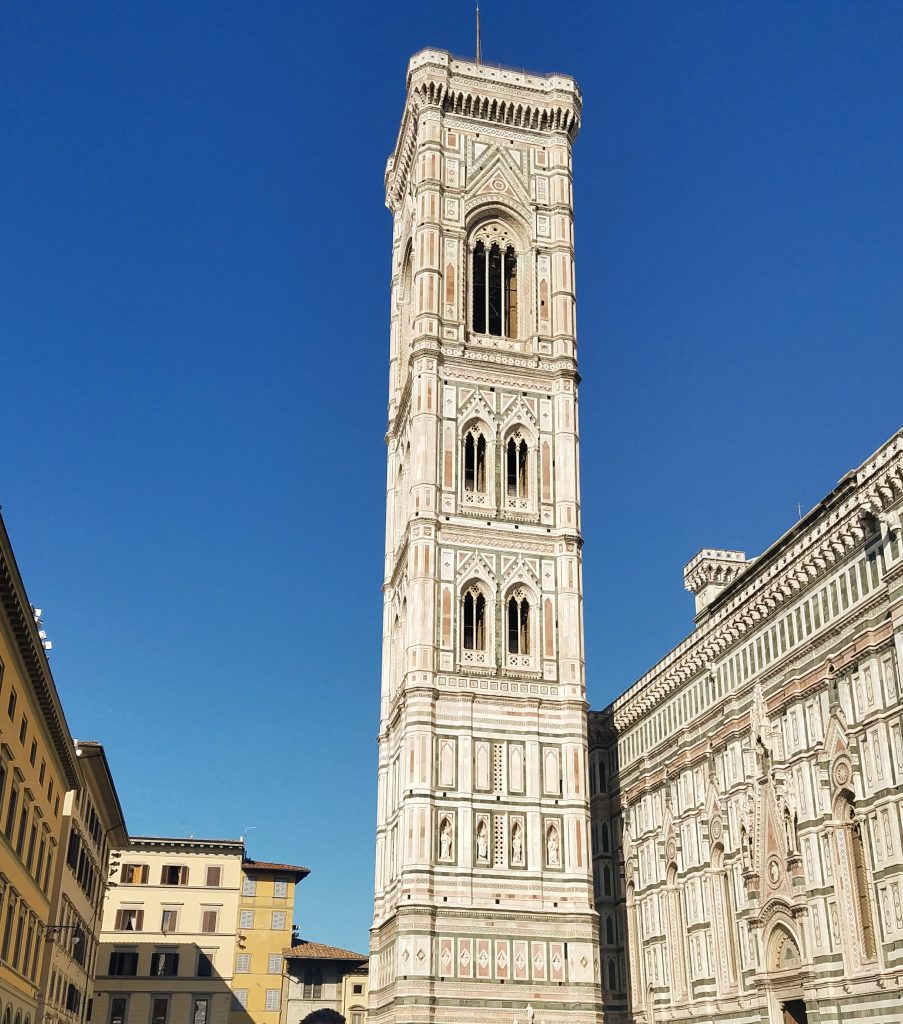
left=93, top=838, right=307, bottom=1024
left=590, top=429, right=903, bottom=1024
left=371, top=47, right=601, bottom=1024
left=282, top=941, right=367, bottom=1024
left=0, top=514, right=81, bottom=1024
left=94, top=837, right=246, bottom=1024
left=38, top=741, right=127, bottom=1024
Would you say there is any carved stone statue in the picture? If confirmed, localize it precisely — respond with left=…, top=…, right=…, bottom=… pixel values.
left=440, top=818, right=453, bottom=860
left=512, top=822, right=524, bottom=865
left=476, top=818, right=489, bottom=861
left=547, top=826, right=560, bottom=866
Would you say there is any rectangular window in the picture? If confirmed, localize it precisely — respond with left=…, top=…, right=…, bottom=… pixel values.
left=232, top=990, right=249, bottom=1010
left=7, top=689, right=16, bottom=719
left=29, top=740, right=36, bottom=766
left=265, top=990, right=280, bottom=1011
left=192, top=998, right=208, bottom=1024
left=108, top=951, right=139, bottom=976
left=160, top=864, right=188, bottom=885
left=4, top=786, right=18, bottom=838
left=121, top=863, right=149, bottom=884
left=161, top=909, right=178, bottom=933
left=268, top=953, right=282, bottom=973
left=151, top=998, right=168, bottom=1024
left=150, top=951, right=179, bottom=977
left=242, top=875, right=256, bottom=896
left=197, top=950, right=214, bottom=977
left=114, top=908, right=144, bottom=932
left=201, top=909, right=218, bottom=934
left=274, top=878, right=288, bottom=898
left=272, top=911, right=286, bottom=929
left=235, top=953, right=251, bottom=973
left=205, top=865, right=222, bottom=887
left=240, top=910, right=254, bottom=929
left=19, top=715, right=27, bottom=743
left=109, top=997, right=128, bottom=1024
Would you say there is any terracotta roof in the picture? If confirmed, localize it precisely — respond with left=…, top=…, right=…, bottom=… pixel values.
left=283, top=940, right=368, bottom=961
left=243, top=858, right=310, bottom=880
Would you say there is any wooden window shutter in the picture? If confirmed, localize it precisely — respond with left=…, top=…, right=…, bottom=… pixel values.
left=141, top=864, right=149, bottom=883
left=136, top=909, right=144, bottom=930
left=114, top=910, right=124, bottom=930
left=202, top=910, right=217, bottom=933
left=179, top=865, right=188, bottom=885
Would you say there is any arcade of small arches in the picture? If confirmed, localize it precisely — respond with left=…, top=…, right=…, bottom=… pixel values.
left=462, top=423, right=533, bottom=502
left=460, top=581, right=539, bottom=660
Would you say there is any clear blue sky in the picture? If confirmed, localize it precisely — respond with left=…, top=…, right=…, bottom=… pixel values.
left=1, top=2, right=901, bottom=954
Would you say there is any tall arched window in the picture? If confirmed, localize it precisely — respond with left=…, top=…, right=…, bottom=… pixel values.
left=462, top=587, right=487, bottom=651
left=506, top=435, right=529, bottom=497
left=507, top=591, right=531, bottom=654
left=463, top=429, right=487, bottom=493
left=472, top=241, right=517, bottom=338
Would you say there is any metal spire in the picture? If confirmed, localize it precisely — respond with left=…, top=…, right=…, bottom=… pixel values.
left=476, top=4, right=482, bottom=65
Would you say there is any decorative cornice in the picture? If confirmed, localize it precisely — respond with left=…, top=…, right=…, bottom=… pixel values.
left=386, top=49, right=581, bottom=211
left=610, top=429, right=903, bottom=731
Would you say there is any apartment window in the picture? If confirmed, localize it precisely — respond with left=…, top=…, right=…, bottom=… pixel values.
left=271, top=911, right=286, bottom=929
left=4, top=785, right=18, bottom=839
left=268, top=953, right=282, bottom=973
left=205, top=865, right=221, bottom=887
left=196, top=950, right=214, bottom=977
left=150, top=998, right=168, bottom=1024
left=108, top=951, right=139, bottom=976
left=160, top=909, right=178, bottom=933
left=303, top=967, right=323, bottom=999
left=109, top=997, right=128, bottom=1024
left=1, top=894, right=15, bottom=962
left=16, top=804, right=29, bottom=855
left=274, top=878, right=288, bottom=898
left=239, top=910, right=254, bottom=929
left=7, top=688, right=16, bottom=719
left=121, top=863, right=149, bottom=884
left=65, top=982, right=82, bottom=1014
left=160, top=864, right=188, bottom=886
left=192, top=998, right=208, bottom=1024
left=19, top=715, right=27, bottom=744
left=265, top=990, right=280, bottom=1011
left=235, top=953, right=250, bottom=974
left=114, top=908, right=144, bottom=932
left=200, top=909, right=218, bottom=934
left=232, top=990, right=249, bottom=1010
left=242, top=876, right=256, bottom=896
left=28, top=740, right=36, bottom=767
left=150, top=950, right=179, bottom=977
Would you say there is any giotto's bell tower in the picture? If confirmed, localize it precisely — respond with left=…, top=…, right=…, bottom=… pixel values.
left=371, top=49, right=601, bottom=1024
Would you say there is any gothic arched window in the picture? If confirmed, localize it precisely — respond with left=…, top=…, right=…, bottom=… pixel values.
left=507, top=591, right=531, bottom=655
left=463, top=429, right=487, bottom=493
left=506, top=434, right=529, bottom=497
left=472, top=240, right=517, bottom=338
left=462, top=587, right=487, bottom=651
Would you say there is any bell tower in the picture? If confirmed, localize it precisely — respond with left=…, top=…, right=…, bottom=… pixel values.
left=371, top=49, right=601, bottom=1024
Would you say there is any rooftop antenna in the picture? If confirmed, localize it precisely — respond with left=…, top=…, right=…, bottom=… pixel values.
left=475, top=4, right=482, bottom=65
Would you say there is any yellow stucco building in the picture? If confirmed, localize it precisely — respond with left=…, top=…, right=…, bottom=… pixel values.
left=0, top=514, right=81, bottom=1024
left=232, top=860, right=308, bottom=1024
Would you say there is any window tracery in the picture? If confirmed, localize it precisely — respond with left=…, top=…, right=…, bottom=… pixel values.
left=506, top=587, right=535, bottom=669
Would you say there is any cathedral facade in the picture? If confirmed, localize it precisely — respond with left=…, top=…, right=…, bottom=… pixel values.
left=372, top=47, right=903, bottom=1024
left=590, top=430, right=903, bottom=1024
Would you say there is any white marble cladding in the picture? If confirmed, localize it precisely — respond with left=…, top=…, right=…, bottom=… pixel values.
left=371, top=49, right=600, bottom=1024
left=590, top=428, right=903, bottom=1024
